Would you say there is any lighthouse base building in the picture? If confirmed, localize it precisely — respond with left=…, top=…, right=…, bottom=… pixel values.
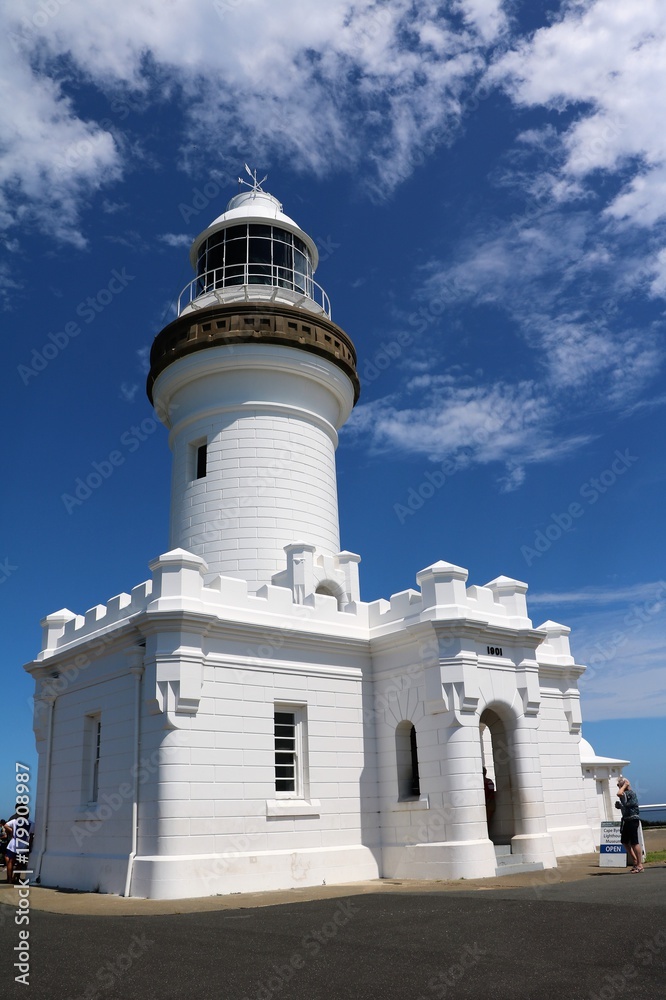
left=25, top=182, right=626, bottom=899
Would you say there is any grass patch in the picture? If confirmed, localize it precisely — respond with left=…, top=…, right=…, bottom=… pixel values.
left=644, top=850, right=666, bottom=864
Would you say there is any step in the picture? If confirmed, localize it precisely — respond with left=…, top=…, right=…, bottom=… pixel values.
left=494, top=846, right=545, bottom=876
left=494, top=861, right=545, bottom=876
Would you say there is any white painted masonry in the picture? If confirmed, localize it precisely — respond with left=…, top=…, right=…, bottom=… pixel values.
left=25, top=183, right=624, bottom=898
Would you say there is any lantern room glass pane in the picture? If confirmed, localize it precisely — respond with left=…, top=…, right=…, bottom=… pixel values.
left=206, top=239, right=225, bottom=276
left=293, top=247, right=309, bottom=293
left=248, top=236, right=271, bottom=284
left=224, top=236, right=246, bottom=285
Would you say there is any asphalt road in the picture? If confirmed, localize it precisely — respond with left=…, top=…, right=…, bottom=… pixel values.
left=2, top=868, right=665, bottom=1000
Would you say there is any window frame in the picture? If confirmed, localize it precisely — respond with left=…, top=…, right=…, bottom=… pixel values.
left=189, top=437, right=208, bottom=481
left=82, top=712, right=102, bottom=807
left=274, top=704, right=308, bottom=800
left=396, top=720, right=420, bottom=801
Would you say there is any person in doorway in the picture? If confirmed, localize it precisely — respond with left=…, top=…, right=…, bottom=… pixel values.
left=483, top=767, right=496, bottom=828
left=615, top=777, right=642, bottom=872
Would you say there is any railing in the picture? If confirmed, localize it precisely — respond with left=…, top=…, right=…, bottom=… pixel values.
left=177, top=265, right=331, bottom=318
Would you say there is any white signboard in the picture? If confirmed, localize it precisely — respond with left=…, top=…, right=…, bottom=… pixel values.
left=599, top=821, right=626, bottom=867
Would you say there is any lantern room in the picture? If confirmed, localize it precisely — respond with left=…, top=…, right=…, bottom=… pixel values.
left=178, top=183, right=330, bottom=317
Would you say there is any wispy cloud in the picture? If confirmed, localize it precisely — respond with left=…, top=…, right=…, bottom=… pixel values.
left=346, top=374, right=595, bottom=490
left=530, top=579, right=666, bottom=721
left=159, top=232, right=192, bottom=248
left=529, top=581, right=666, bottom=606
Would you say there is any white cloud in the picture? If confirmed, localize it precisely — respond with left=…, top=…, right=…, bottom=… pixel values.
left=454, top=0, right=508, bottom=44
left=0, top=0, right=499, bottom=242
left=493, top=1, right=666, bottom=227
left=0, top=25, right=121, bottom=245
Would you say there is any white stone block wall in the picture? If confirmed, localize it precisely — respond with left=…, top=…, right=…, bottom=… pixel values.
left=169, top=409, right=340, bottom=587
left=132, top=652, right=381, bottom=898
left=33, top=651, right=137, bottom=895
left=152, top=344, right=356, bottom=592
left=537, top=693, right=596, bottom=856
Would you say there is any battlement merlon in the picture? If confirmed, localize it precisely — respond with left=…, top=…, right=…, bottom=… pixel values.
left=368, top=561, right=533, bottom=631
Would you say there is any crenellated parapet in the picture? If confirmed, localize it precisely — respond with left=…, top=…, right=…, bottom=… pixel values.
left=35, top=581, right=153, bottom=661
left=368, top=560, right=533, bottom=632
left=31, top=546, right=371, bottom=665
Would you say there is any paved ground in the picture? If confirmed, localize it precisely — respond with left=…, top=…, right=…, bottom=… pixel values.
left=1, top=834, right=665, bottom=999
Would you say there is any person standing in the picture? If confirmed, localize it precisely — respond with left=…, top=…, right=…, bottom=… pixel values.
left=615, top=777, right=643, bottom=873
left=3, top=806, right=34, bottom=885
left=483, top=767, right=496, bottom=829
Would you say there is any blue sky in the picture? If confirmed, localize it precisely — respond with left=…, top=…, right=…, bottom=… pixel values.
left=2, top=0, right=665, bottom=816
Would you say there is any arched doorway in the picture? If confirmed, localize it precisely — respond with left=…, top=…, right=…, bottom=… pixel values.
left=480, top=708, right=515, bottom=845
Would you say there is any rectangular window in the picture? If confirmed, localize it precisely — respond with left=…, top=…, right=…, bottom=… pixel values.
left=190, top=438, right=208, bottom=480
left=196, top=443, right=207, bottom=479
left=82, top=713, right=102, bottom=805
left=274, top=706, right=308, bottom=798
left=91, top=717, right=101, bottom=802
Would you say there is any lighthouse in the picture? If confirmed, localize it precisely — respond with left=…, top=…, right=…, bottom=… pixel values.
left=24, top=174, right=624, bottom=901
left=147, top=172, right=360, bottom=597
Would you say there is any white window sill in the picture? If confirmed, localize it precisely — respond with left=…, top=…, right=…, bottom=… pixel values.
left=266, top=798, right=321, bottom=818
left=391, top=795, right=430, bottom=811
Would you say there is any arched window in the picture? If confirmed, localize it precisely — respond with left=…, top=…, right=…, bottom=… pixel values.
left=396, top=721, right=420, bottom=799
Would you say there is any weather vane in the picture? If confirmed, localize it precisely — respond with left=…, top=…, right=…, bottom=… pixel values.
left=238, top=164, right=268, bottom=193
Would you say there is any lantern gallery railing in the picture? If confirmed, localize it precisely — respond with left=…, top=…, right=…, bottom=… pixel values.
left=177, top=266, right=331, bottom=318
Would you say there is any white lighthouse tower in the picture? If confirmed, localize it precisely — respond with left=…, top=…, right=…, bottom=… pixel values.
left=148, top=172, right=360, bottom=598
left=25, top=174, right=623, bottom=901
